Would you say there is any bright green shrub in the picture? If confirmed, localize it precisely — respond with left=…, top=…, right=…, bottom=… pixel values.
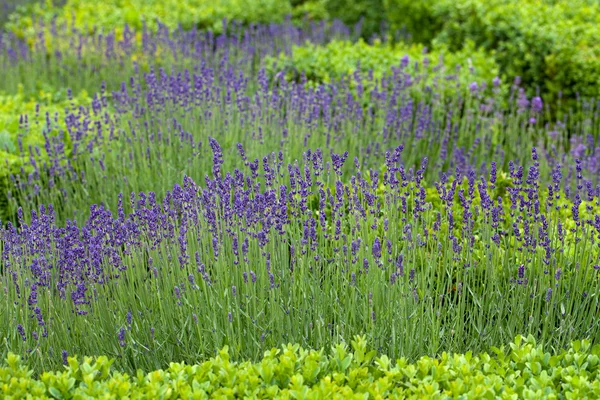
left=266, top=38, right=499, bottom=92
left=430, top=0, right=600, bottom=101
left=0, top=87, right=88, bottom=155
left=2, top=336, right=600, bottom=398
left=384, top=0, right=600, bottom=101
left=291, top=0, right=330, bottom=23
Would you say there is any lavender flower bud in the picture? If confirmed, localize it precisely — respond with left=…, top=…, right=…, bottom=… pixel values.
left=17, top=324, right=26, bottom=341
left=118, top=327, right=126, bottom=347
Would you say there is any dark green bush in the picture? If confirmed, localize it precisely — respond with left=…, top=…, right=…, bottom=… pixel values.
left=385, top=0, right=600, bottom=102
left=383, top=0, right=442, bottom=43
left=324, top=0, right=386, bottom=38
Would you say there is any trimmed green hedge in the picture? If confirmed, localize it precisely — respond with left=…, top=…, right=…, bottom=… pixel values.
left=384, top=0, right=600, bottom=101
left=2, top=336, right=600, bottom=398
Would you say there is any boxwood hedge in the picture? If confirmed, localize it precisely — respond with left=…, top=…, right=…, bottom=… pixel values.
left=2, top=336, right=599, bottom=399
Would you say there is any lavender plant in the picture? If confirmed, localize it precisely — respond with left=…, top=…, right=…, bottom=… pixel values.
left=2, top=138, right=599, bottom=374
left=7, top=60, right=600, bottom=225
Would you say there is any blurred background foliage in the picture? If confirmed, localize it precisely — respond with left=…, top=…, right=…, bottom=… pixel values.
left=5, top=0, right=600, bottom=104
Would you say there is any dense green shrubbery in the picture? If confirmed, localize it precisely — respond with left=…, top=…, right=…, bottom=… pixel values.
left=291, top=1, right=329, bottom=23
left=385, top=0, right=600, bottom=102
left=383, top=0, right=442, bottom=44
left=266, top=38, right=500, bottom=96
left=323, top=0, right=386, bottom=39
left=0, top=87, right=91, bottom=156
left=2, top=336, right=600, bottom=398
